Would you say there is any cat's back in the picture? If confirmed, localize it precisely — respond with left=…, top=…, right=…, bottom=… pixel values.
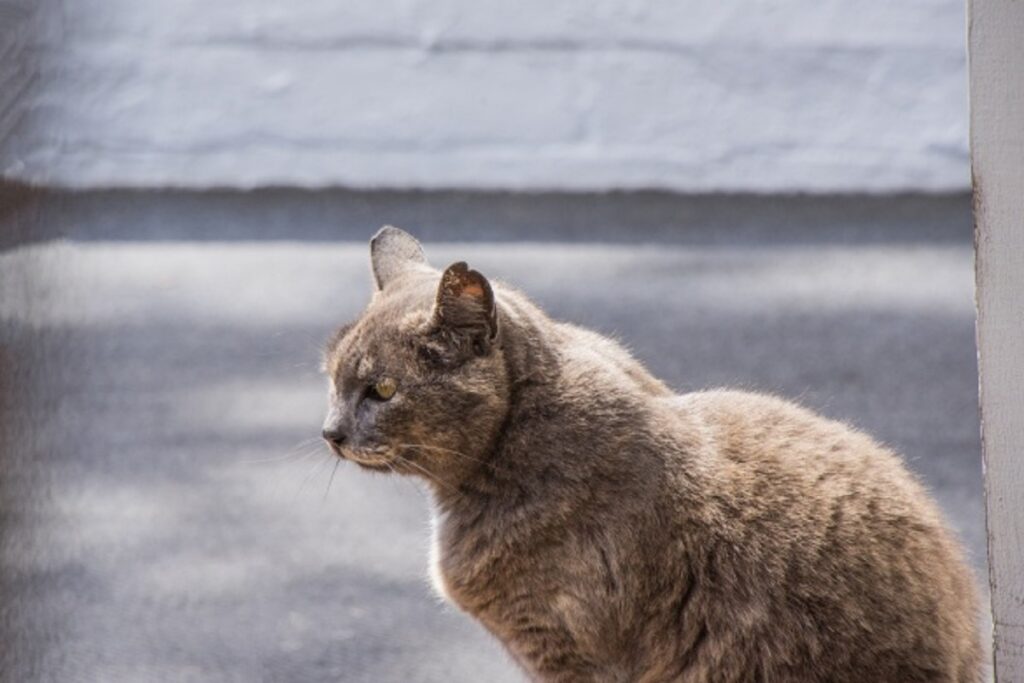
left=657, top=389, right=983, bottom=682
left=673, top=389, right=910, bottom=485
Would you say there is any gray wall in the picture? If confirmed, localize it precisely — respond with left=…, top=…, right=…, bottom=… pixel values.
left=2, top=0, right=968, bottom=193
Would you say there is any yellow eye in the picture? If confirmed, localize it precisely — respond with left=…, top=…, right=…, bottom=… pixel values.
left=371, top=377, right=397, bottom=401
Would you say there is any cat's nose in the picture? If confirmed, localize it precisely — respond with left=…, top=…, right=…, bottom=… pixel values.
left=322, top=427, right=347, bottom=447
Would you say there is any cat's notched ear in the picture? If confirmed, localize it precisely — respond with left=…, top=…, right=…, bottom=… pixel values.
left=434, top=261, right=498, bottom=352
left=370, top=225, right=428, bottom=290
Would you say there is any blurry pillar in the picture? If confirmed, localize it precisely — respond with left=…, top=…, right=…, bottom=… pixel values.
left=969, top=0, right=1024, bottom=679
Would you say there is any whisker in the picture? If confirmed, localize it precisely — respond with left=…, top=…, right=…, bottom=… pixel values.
left=392, top=454, right=460, bottom=496
left=323, top=457, right=342, bottom=502
left=243, top=436, right=324, bottom=464
left=381, top=461, right=428, bottom=501
left=284, top=444, right=330, bottom=466
left=249, top=447, right=322, bottom=465
left=249, top=446, right=323, bottom=468
left=294, top=452, right=333, bottom=502
left=394, top=442, right=487, bottom=466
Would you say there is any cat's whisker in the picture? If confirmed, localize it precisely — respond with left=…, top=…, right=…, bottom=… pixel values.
left=294, top=452, right=334, bottom=502
left=323, top=457, right=342, bottom=502
left=394, top=442, right=487, bottom=466
left=248, top=447, right=323, bottom=465
left=290, top=436, right=327, bottom=454
left=244, top=437, right=325, bottom=464
left=381, top=460, right=427, bottom=500
left=277, top=444, right=329, bottom=467
left=298, top=453, right=327, bottom=485
left=392, top=453, right=460, bottom=496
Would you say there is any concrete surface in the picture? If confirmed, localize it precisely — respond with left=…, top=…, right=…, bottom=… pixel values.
left=0, top=192, right=986, bottom=681
left=2, top=0, right=967, bottom=192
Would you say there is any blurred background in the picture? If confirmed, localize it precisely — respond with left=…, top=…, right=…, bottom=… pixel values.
left=1, top=1, right=982, bottom=682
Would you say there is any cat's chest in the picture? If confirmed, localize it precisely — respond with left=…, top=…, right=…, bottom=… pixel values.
left=428, top=512, right=456, bottom=604
left=430, top=516, right=490, bottom=608
left=428, top=509, right=526, bottom=616
left=428, top=507, right=619, bottom=676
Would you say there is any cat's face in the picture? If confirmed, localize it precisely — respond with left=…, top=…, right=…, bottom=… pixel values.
left=320, top=228, right=509, bottom=484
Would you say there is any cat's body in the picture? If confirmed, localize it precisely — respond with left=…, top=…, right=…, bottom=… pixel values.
left=321, top=228, right=982, bottom=682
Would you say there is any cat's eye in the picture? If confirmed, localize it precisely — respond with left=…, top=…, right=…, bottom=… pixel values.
left=367, top=377, right=397, bottom=401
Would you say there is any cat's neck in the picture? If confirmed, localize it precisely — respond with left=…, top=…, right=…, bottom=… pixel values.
left=432, top=306, right=671, bottom=520
left=430, top=302, right=558, bottom=507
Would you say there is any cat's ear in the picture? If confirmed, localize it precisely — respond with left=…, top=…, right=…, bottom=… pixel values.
left=370, top=226, right=428, bottom=290
left=434, top=261, right=498, bottom=353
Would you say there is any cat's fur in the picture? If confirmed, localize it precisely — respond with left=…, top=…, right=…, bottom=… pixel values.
left=321, top=227, right=982, bottom=682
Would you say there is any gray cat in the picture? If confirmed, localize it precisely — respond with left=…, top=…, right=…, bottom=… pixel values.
left=320, top=227, right=982, bottom=682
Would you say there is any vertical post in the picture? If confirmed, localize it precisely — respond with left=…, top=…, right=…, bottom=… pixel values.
left=970, top=0, right=1024, bottom=680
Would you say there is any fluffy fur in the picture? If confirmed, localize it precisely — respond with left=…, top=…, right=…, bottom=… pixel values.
left=320, top=227, right=982, bottom=682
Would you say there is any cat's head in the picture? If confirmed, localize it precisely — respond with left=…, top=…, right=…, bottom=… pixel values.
left=320, top=227, right=510, bottom=483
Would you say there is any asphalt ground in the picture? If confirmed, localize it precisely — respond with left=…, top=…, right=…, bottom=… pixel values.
left=0, top=191, right=986, bottom=681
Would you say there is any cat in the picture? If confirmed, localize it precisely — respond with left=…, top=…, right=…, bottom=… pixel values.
left=320, top=226, right=982, bottom=682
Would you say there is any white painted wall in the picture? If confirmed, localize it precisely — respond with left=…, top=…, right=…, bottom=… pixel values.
left=0, top=0, right=45, bottom=149
left=2, top=0, right=968, bottom=192
left=971, top=0, right=1024, bottom=678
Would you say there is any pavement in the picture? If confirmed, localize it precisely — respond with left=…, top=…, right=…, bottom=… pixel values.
left=0, top=190, right=986, bottom=682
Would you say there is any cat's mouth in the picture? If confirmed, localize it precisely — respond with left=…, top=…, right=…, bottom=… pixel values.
left=330, top=444, right=395, bottom=471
